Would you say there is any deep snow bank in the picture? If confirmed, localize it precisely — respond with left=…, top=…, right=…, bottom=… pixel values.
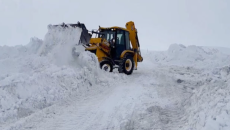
left=0, top=26, right=123, bottom=124
left=184, top=66, right=230, bottom=130
left=135, top=46, right=230, bottom=130
left=144, top=44, right=230, bottom=69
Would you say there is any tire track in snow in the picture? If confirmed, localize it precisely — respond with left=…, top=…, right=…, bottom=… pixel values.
left=119, top=65, right=199, bottom=130
left=10, top=80, right=146, bottom=130
left=83, top=84, right=144, bottom=130
left=3, top=64, right=213, bottom=130
left=34, top=86, right=115, bottom=130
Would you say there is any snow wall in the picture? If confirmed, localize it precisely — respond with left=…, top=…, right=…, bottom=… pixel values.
left=0, top=26, right=124, bottom=124
left=144, top=43, right=230, bottom=69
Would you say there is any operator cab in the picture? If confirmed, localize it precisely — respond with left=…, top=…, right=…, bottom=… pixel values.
left=99, top=28, right=132, bottom=60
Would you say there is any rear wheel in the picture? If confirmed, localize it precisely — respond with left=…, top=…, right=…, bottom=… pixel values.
left=100, top=61, right=113, bottom=72
left=118, top=54, right=134, bottom=75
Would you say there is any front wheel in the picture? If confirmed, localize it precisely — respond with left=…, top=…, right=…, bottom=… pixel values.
left=118, top=55, right=134, bottom=75
left=100, top=60, right=113, bottom=72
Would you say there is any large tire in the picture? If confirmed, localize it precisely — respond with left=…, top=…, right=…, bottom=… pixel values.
left=118, top=54, right=134, bottom=75
left=100, top=60, right=113, bottom=72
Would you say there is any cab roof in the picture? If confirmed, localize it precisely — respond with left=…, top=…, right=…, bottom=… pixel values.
left=99, top=26, right=129, bottom=32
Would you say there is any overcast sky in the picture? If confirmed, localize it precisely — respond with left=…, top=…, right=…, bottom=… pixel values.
left=0, top=0, right=229, bottom=50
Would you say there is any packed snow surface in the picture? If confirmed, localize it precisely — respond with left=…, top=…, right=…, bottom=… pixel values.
left=0, top=26, right=230, bottom=130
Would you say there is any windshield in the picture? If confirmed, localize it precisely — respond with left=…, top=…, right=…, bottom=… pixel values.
left=99, top=30, right=115, bottom=42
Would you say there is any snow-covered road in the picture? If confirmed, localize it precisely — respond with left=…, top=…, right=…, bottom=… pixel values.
left=30, top=82, right=145, bottom=130
left=0, top=62, right=201, bottom=130
left=2, top=58, right=230, bottom=130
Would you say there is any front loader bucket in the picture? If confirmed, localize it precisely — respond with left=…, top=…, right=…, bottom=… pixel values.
left=50, top=22, right=92, bottom=45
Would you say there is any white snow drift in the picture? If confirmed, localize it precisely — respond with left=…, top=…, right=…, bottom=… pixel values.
left=0, top=26, right=123, bottom=125
left=146, top=43, right=230, bottom=69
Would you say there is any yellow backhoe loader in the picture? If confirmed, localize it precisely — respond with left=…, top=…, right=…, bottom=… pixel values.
left=52, top=21, right=143, bottom=75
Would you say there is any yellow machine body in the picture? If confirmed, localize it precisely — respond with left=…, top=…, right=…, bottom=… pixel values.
left=84, top=21, right=143, bottom=75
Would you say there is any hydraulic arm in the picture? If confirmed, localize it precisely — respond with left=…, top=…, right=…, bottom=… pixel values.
left=126, top=21, right=143, bottom=69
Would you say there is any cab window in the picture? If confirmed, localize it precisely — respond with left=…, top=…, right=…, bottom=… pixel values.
left=116, top=30, right=125, bottom=45
left=99, top=30, right=115, bottom=42
left=125, top=31, right=131, bottom=50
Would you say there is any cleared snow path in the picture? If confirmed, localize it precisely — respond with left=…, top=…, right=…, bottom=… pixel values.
left=2, top=78, right=148, bottom=130
left=2, top=62, right=195, bottom=130
left=35, top=83, right=144, bottom=130
left=2, top=60, right=230, bottom=130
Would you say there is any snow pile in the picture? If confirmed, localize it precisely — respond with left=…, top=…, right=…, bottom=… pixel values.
left=123, top=47, right=230, bottom=130
left=119, top=64, right=230, bottom=130
left=38, top=25, right=82, bottom=66
left=0, top=26, right=123, bottom=124
left=145, top=44, right=230, bottom=69
left=185, top=66, right=230, bottom=130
